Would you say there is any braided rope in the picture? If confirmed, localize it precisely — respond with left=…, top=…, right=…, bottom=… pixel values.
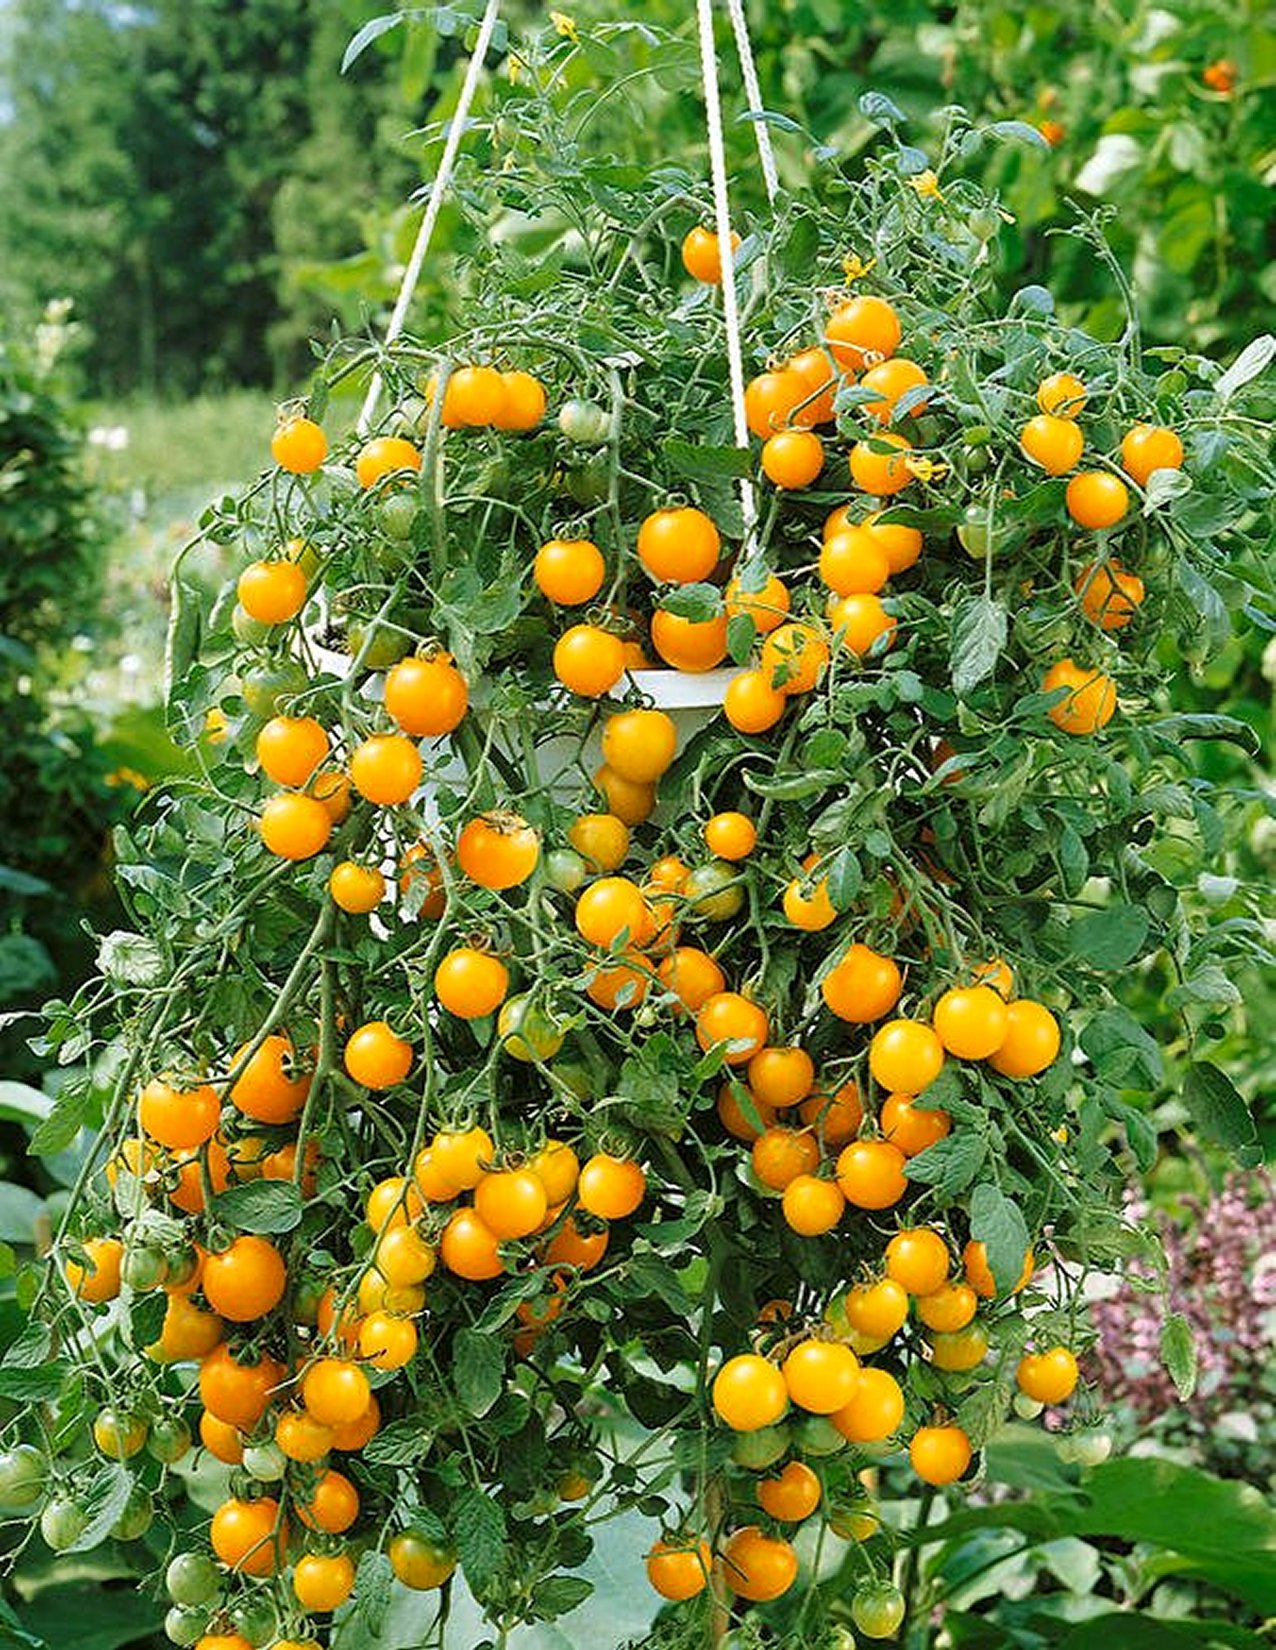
left=724, top=0, right=779, bottom=203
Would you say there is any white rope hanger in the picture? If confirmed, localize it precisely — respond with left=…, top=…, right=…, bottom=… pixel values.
left=724, top=0, right=779, bottom=204
left=696, top=0, right=758, bottom=538
left=357, top=0, right=503, bottom=435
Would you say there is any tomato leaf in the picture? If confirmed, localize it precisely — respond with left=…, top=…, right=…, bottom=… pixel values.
left=1079, top=1008, right=1163, bottom=1090
left=1160, top=1311, right=1198, bottom=1401
left=661, top=439, right=753, bottom=481
left=657, top=583, right=722, bottom=622
left=453, top=1326, right=505, bottom=1417
left=65, top=1462, right=133, bottom=1554
left=341, top=13, right=406, bottom=73
left=1181, top=1062, right=1261, bottom=1166
left=532, top=1574, right=595, bottom=1621
left=968, top=1183, right=1030, bottom=1293
left=1067, top=903, right=1151, bottom=969
left=904, top=1131, right=987, bottom=1196
left=1214, top=333, right=1274, bottom=404
left=128, top=1291, right=168, bottom=1353
left=454, top=1484, right=507, bottom=1594
left=208, top=1180, right=303, bottom=1235
left=361, top=1420, right=434, bottom=1466
left=28, top=1084, right=90, bottom=1157
left=351, top=1549, right=394, bottom=1640
left=949, top=596, right=1007, bottom=698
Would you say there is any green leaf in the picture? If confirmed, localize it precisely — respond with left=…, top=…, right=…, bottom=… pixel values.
left=1149, top=713, right=1260, bottom=754
left=1160, top=1312, right=1197, bottom=1401
left=452, top=1327, right=505, bottom=1417
left=0, top=1082, right=52, bottom=1127
left=1079, top=1008, right=1163, bottom=1090
left=1164, top=967, right=1242, bottom=1011
left=0, top=1182, right=44, bottom=1242
left=208, top=1180, right=303, bottom=1234
left=1214, top=333, right=1274, bottom=404
left=1067, top=904, right=1151, bottom=969
left=28, top=1082, right=90, bottom=1157
left=968, top=1183, right=1030, bottom=1292
left=658, top=583, right=722, bottom=622
left=454, top=1484, right=507, bottom=1594
left=661, top=438, right=752, bottom=480
left=1143, top=468, right=1192, bottom=512
left=65, top=1463, right=134, bottom=1554
left=742, top=768, right=842, bottom=801
left=904, top=1131, right=987, bottom=1196
left=949, top=596, right=1007, bottom=698
left=984, top=120, right=1050, bottom=148
left=1059, top=1617, right=1265, bottom=1649
left=361, top=1420, right=433, bottom=1466
left=341, top=13, right=405, bottom=74
left=1181, top=1063, right=1261, bottom=1165
left=350, top=1549, right=394, bottom=1640
left=533, top=1574, right=595, bottom=1620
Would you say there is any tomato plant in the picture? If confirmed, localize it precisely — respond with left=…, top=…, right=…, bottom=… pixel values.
left=4, top=13, right=1271, bottom=1650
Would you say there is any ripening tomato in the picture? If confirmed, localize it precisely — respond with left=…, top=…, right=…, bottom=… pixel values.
left=374, top=1225, right=437, bottom=1287
left=601, top=707, right=678, bottom=783
left=910, top=1424, right=972, bottom=1485
left=543, top=1216, right=609, bottom=1272
left=712, top=1354, right=788, bottom=1431
left=819, top=527, right=890, bottom=596
left=533, top=537, right=606, bottom=606
left=1019, top=413, right=1084, bottom=475
left=744, top=368, right=810, bottom=439
left=1041, top=659, right=1117, bottom=734
left=836, top=1140, right=908, bottom=1209
left=343, top=1021, right=413, bottom=1089
left=787, top=346, right=838, bottom=424
left=859, top=357, right=928, bottom=424
left=293, top=1552, right=355, bottom=1613
left=831, top=1366, right=904, bottom=1442
left=434, top=947, right=509, bottom=1019
left=646, top=1536, right=711, bottom=1600
left=302, top=1359, right=370, bottom=1427
left=1037, top=372, right=1086, bottom=417
left=869, top=1019, right=946, bottom=1094
left=355, top=436, right=422, bottom=488
left=782, top=864, right=836, bottom=930
left=496, top=995, right=566, bottom=1062
left=350, top=733, right=422, bottom=805
left=474, top=1168, right=549, bottom=1239
left=577, top=1153, right=646, bottom=1219
left=845, top=1277, right=909, bottom=1340
left=593, top=764, right=656, bottom=825
left=271, top=415, right=327, bottom=473
left=915, top=1280, right=978, bottom=1332
left=880, top=1093, right=951, bottom=1156
left=930, top=1322, right=990, bottom=1371
left=825, top=295, right=901, bottom=371
left=296, top=1468, right=360, bottom=1534
left=329, top=860, right=386, bottom=914
left=439, top=1207, right=504, bottom=1280
left=747, top=1045, right=814, bottom=1108
left=696, top=992, right=768, bottom=1064
left=1120, top=423, right=1183, bottom=486
left=1066, top=471, right=1129, bottom=529
left=528, top=1139, right=579, bottom=1205
left=398, top=841, right=447, bottom=914
left=724, top=668, right=787, bottom=733
left=864, top=510, right=924, bottom=572
left=202, top=1236, right=286, bottom=1323
left=575, top=876, right=653, bottom=949
left=93, top=1407, right=147, bottom=1459
left=657, top=946, right=725, bottom=1013
left=650, top=608, right=729, bottom=672
left=199, top=1411, right=245, bottom=1465
left=443, top=364, right=507, bottom=427
left=1016, top=1346, right=1079, bottom=1404
left=783, top=1338, right=861, bottom=1414
left=255, top=715, right=328, bottom=788
left=238, top=561, right=307, bottom=624
left=314, top=770, right=353, bottom=822
left=553, top=624, right=626, bottom=697
left=723, top=1527, right=799, bottom=1602
left=762, top=429, right=824, bottom=489
left=757, top=1460, right=821, bottom=1522
left=681, top=224, right=739, bottom=283
left=829, top=592, right=898, bottom=656
left=493, top=369, right=546, bottom=431
left=566, top=813, right=627, bottom=874
left=260, top=793, right=332, bottom=860
left=383, top=654, right=469, bottom=737
left=457, top=812, right=540, bottom=888
left=932, top=984, right=1010, bottom=1060
left=275, top=1408, right=333, bottom=1463
left=389, top=1531, right=458, bottom=1591
left=761, top=621, right=829, bottom=695
left=964, top=1239, right=1035, bottom=1299
left=821, top=944, right=902, bottom=1023
left=704, top=811, right=757, bottom=863
left=329, top=1392, right=380, bottom=1451
left=199, top=1344, right=285, bottom=1429
left=752, top=1125, right=820, bottom=1191
left=358, top=1312, right=419, bottom=1371
left=849, top=431, right=912, bottom=495
left=210, top=1496, right=285, bottom=1577
left=1074, top=560, right=1144, bottom=629
left=975, top=958, right=1015, bottom=1000
left=781, top=1174, right=846, bottom=1236
left=65, top=1235, right=124, bottom=1304
left=987, top=999, right=1060, bottom=1077
left=139, top=1076, right=220, bottom=1152
left=637, top=507, right=721, bottom=584
left=725, top=570, right=790, bottom=633
left=799, top=1081, right=863, bottom=1144
left=230, top=1034, right=309, bottom=1124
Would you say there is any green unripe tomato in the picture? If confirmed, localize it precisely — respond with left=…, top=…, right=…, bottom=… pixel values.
left=683, top=860, right=745, bottom=922
left=564, top=452, right=610, bottom=506
left=164, top=1605, right=209, bottom=1647
left=0, top=1444, right=46, bottom=1511
left=166, top=1551, right=222, bottom=1607
left=121, top=1244, right=169, bottom=1291
left=545, top=848, right=589, bottom=894
left=829, top=1628, right=860, bottom=1650
left=231, top=604, right=273, bottom=647
left=111, top=1484, right=154, bottom=1541
left=147, top=1416, right=193, bottom=1465
left=1012, top=1393, right=1044, bottom=1421
left=229, top=1593, right=278, bottom=1647
left=956, top=503, right=994, bottom=560
left=497, top=994, right=567, bottom=1062
left=851, top=1581, right=906, bottom=1639
left=242, top=1441, right=286, bottom=1481
left=1071, top=1430, right=1112, bottom=1467
left=558, top=398, right=610, bottom=446
left=347, top=619, right=411, bottom=670
left=241, top=660, right=308, bottom=719
left=729, top=1422, right=790, bottom=1470
left=40, top=1496, right=88, bottom=1552
left=794, top=1414, right=849, bottom=1457
left=380, top=494, right=419, bottom=542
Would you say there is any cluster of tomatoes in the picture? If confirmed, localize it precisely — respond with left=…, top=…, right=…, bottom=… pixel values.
left=17, top=198, right=1196, bottom=1650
